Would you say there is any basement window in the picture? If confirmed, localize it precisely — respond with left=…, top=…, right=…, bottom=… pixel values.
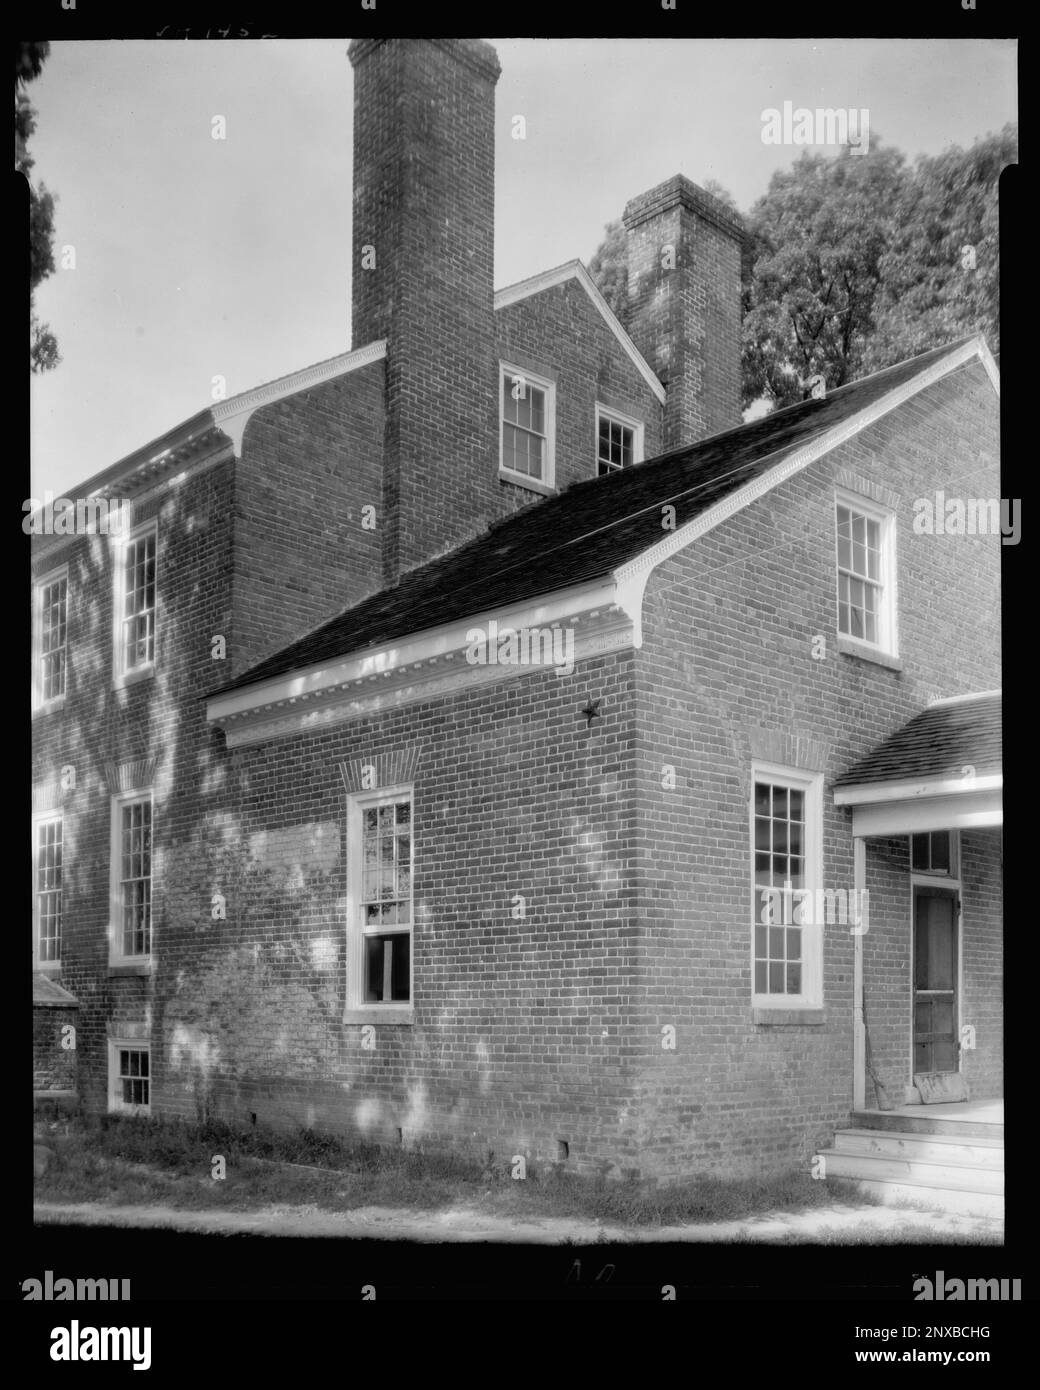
left=108, top=1042, right=150, bottom=1113
left=499, top=363, right=555, bottom=493
left=346, top=785, right=414, bottom=1017
left=595, top=404, right=643, bottom=476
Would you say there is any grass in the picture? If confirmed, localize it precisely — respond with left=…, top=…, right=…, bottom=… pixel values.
left=34, top=1115, right=879, bottom=1228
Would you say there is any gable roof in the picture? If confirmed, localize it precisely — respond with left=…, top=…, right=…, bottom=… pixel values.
left=495, top=260, right=666, bottom=403
left=217, top=336, right=996, bottom=697
left=833, top=691, right=1001, bottom=789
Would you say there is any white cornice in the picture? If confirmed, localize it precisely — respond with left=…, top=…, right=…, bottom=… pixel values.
left=30, top=341, right=388, bottom=532
left=833, top=773, right=1002, bottom=806
left=211, top=339, right=387, bottom=454
left=207, top=579, right=628, bottom=746
left=495, top=260, right=666, bottom=406
left=613, top=337, right=995, bottom=594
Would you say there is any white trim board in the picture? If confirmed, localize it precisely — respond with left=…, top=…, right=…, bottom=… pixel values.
left=495, top=260, right=666, bottom=405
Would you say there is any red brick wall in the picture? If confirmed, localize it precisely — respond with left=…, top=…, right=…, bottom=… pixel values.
left=959, top=828, right=1003, bottom=1098
left=495, top=280, right=664, bottom=497
left=350, top=39, right=502, bottom=585
left=231, top=360, right=385, bottom=676
left=624, top=177, right=743, bottom=448
left=31, top=455, right=238, bottom=1118
left=628, top=361, right=1000, bottom=1176
left=155, top=654, right=646, bottom=1177
left=33, top=1007, right=77, bottom=1092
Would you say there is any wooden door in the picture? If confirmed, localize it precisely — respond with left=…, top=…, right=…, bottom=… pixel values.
left=913, top=885, right=959, bottom=1074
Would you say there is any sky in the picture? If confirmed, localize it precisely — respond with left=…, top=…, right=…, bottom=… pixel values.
left=27, top=37, right=1016, bottom=497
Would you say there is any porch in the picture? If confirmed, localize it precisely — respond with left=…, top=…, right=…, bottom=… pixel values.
left=816, top=691, right=1003, bottom=1217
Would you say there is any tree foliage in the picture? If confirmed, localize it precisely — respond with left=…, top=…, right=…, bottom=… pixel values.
left=17, top=41, right=60, bottom=373
left=588, top=128, right=1014, bottom=413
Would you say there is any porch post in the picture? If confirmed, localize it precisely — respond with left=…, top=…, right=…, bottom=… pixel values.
left=853, top=835, right=866, bottom=1111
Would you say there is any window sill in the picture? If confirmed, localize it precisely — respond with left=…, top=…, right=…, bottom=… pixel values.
left=837, top=636, right=902, bottom=671
left=753, top=1007, right=826, bottom=1027
left=108, top=961, right=153, bottom=978
left=343, top=1007, right=414, bottom=1027
left=32, top=697, right=66, bottom=718
left=498, top=467, right=556, bottom=497
left=35, top=960, right=62, bottom=973
left=113, top=664, right=155, bottom=692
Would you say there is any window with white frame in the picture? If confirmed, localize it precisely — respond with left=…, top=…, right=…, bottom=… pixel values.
left=108, top=1042, right=150, bottom=1113
left=33, top=567, right=68, bottom=706
left=595, top=405, right=643, bottom=476
left=115, top=524, right=156, bottom=679
left=33, top=813, right=63, bottom=965
left=499, top=363, right=555, bottom=490
left=835, top=491, right=897, bottom=654
left=110, top=792, right=152, bottom=963
left=912, top=830, right=958, bottom=877
left=751, top=765, right=823, bottom=1007
left=347, top=786, right=413, bottom=1009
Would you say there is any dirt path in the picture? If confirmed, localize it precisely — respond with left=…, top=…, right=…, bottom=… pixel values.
left=34, top=1200, right=1003, bottom=1244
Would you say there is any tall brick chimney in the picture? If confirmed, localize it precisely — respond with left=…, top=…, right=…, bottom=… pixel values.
left=623, top=175, right=744, bottom=449
left=348, top=39, right=501, bottom=586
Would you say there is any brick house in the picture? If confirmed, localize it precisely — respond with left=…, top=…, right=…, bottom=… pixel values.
left=31, top=38, right=1002, bottom=1204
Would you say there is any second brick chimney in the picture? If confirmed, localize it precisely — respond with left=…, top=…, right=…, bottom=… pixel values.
left=623, top=176, right=744, bottom=449
left=349, top=38, right=501, bottom=586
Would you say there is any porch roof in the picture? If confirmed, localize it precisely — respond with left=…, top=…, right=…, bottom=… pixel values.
left=33, top=972, right=79, bottom=1008
left=833, top=691, right=1002, bottom=836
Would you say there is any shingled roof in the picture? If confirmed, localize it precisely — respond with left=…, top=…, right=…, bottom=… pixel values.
left=220, top=337, right=982, bottom=694
left=833, top=692, right=1002, bottom=788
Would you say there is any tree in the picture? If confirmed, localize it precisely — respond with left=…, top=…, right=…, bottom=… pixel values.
left=864, top=126, right=1015, bottom=370
left=588, top=129, right=1013, bottom=413
left=17, top=40, right=60, bottom=372
left=740, top=142, right=906, bottom=409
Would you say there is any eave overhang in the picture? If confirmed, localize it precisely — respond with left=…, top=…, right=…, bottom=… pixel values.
left=206, top=576, right=641, bottom=748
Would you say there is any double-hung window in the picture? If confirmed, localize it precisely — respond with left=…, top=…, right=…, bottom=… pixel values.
left=33, top=813, right=63, bottom=966
left=751, top=764, right=823, bottom=1009
left=33, top=566, right=68, bottom=708
left=499, top=363, right=555, bottom=492
left=347, top=786, right=413, bottom=1016
left=110, top=792, right=152, bottom=964
left=595, top=404, right=643, bottom=476
left=114, top=523, right=157, bottom=682
left=835, top=491, right=897, bottom=657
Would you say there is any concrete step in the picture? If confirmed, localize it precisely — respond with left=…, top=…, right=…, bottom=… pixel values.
left=842, top=1177, right=1004, bottom=1220
left=819, top=1149, right=1003, bottom=1194
left=833, top=1127, right=1004, bottom=1168
left=851, top=1109, right=1003, bottom=1140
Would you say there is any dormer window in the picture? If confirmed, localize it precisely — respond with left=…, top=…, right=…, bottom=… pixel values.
left=596, top=404, right=644, bottom=476
left=499, top=362, right=555, bottom=494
